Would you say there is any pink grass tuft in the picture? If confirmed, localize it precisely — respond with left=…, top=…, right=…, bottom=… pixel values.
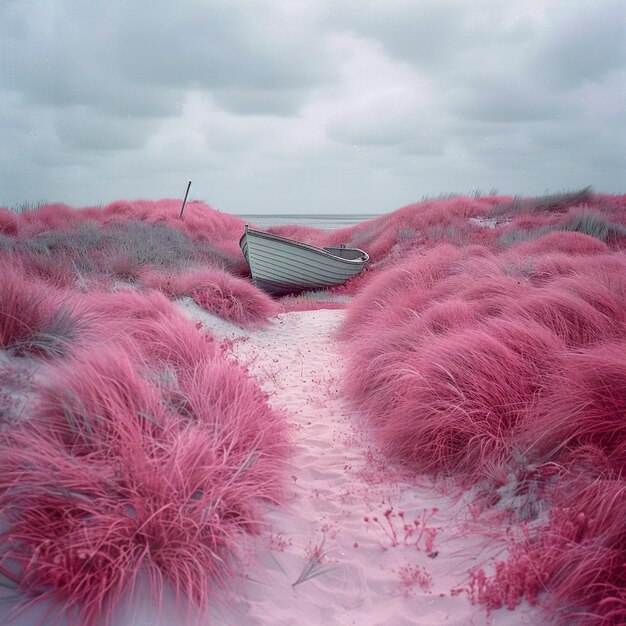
left=345, top=317, right=563, bottom=478
left=506, top=283, right=620, bottom=348
left=16, top=203, right=78, bottom=237
left=340, top=244, right=463, bottom=340
left=0, top=263, right=80, bottom=358
left=469, top=476, right=626, bottom=624
left=0, top=259, right=289, bottom=624
left=513, top=231, right=608, bottom=256
left=142, top=268, right=280, bottom=327
left=525, top=341, right=626, bottom=474
left=0, top=208, right=19, bottom=236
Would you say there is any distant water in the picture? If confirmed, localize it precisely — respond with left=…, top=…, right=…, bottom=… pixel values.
left=238, top=213, right=380, bottom=230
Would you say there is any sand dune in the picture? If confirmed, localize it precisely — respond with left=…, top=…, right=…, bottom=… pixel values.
left=3, top=194, right=625, bottom=624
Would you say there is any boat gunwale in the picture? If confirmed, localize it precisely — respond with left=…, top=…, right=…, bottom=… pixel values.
left=240, top=226, right=369, bottom=266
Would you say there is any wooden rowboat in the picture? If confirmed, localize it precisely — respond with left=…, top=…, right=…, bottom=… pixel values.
left=239, top=225, right=369, bottom=296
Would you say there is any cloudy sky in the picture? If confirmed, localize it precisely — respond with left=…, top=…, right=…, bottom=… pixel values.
left=1, top=1, right=624, bottom=215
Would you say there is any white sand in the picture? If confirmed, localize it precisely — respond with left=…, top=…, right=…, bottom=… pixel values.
left=181, top=304, right=544, bottom=626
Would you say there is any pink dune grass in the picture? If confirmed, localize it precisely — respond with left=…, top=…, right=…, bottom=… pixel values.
left=345, top=317, right=563, bottom=477
left=66, top=289, right=218, bottom=366
left=511, top=230, right=609, bottom=256
left=1, top=347, right=288, bottom=625
left=266, top=195, right=499, bottom=277
left=340, top=224, right=626, bottom=619
left=0, top=263, right=83, bottom=359
left=342, top=235, right=626, bottom=474
left=5, top=192, right=622, bottom=302
left=90, top=199, right=248, bottom=270
left=3, top=192, right=626, bottom=624
left=141, top=268, right=280, bottom=328
left=124, top=313, right=221, bottom=373
left=76, top=288, right=179, bottom=325
left=1, top=264, right=289, bottom=625
left=12, top=199, right=244, bottom=251
left=506, top=284, right=619, bottom=348
left=14, top=203, right=80, bottom=237
left=13, top=251, right=77, bottom=289
left=2, top=200, right=250, bottom=284
left=339, top=244, right=463, bottom=340
left=523, top=341, right=626, bottom=475
left=469, top=475, right=626, bottom=625
left=0, top=208, right=19, bottom=236
left=1, top=265, right=55, bottom=353
left=339, top=243, right=529, bottom=343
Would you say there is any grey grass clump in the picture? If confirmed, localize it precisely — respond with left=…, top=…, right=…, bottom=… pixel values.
left=0, top=361, right=34, bottom=427
left=7, top=220, right=207, bottom=283
left=7, top=201, right=47, bottom=215
left=498, top=225, right=556, bottom=247
left=23, top=220, right=193, bottom=268
left=396, top=227, right=419, bottom=242
left=426, top=224, right=466, bottom=245
left=109, top=221, right=193, bottom=268
left=499, top=211, right=626, bottom=248
left=10, top=308, right=83, bottom=358
left=562, top=211, right=626, bottom=242
left=488, top=187, right=594, bottom=218
left=0, top=234, right=17, bottom=254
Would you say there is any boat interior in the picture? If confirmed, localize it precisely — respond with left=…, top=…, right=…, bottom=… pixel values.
left=323, top=246, right=368, bottom=261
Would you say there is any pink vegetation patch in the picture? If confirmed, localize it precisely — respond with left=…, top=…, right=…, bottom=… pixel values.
left=526, top=341, right=626, bottom=474
left=142, top=267, right=280, bottom=328
left=339, top=244, right=463, bottom=340
left=15, top=203, right=79, bottom=236
left=0, top=260, right=289, bottom=624
left=470, top=477, right=626, bottom=625
left=0, top=263, right=81, bottom=358
left=340, top=218, right=626, bottom=620
left=346, top=316, right=563, bottom=476
left=2, top=191, right=626, bottom=623
left=0, top=208, right=19, bottom=236
left=341, top=234, right=626, bottom=476
left=512, top=230, right=608, bottom=256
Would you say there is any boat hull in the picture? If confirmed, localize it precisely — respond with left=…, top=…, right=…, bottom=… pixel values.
left=240, top=226, right=368, bottom=296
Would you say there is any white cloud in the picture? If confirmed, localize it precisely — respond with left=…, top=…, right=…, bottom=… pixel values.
left=322, top=35, right=442, bottom=154
left=0, top=0, right=623, bottom=212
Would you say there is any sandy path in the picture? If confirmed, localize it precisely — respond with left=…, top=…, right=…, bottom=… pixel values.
left=182, top=305, right=541, bottom=626
left=0, top=305, right=541, bottom=625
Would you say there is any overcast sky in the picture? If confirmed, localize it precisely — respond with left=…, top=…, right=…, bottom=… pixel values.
left=1, top=1, right=624, bottom=215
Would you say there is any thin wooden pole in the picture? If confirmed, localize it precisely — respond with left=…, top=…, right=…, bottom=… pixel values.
left=179, top=180, right=192, bottom=219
